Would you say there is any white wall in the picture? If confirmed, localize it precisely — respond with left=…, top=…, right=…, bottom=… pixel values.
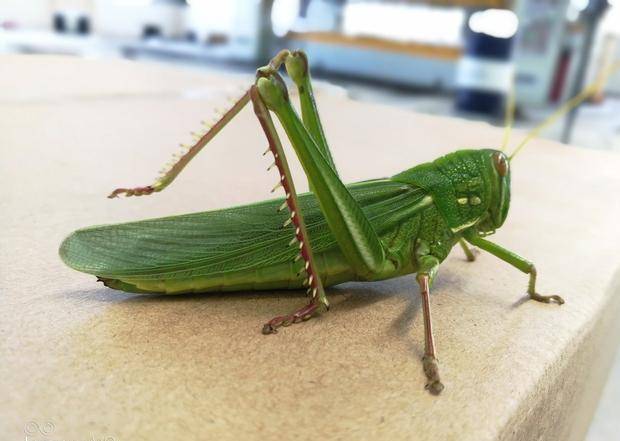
left=0, top=0, right=53, bottom=29
left=185, top=0, right=259, bottom=42
left=0, top=0, right=189, bottom=38
left=600, top=4, right=620, bottom=94
left=93, top=0, right=185, bottom=38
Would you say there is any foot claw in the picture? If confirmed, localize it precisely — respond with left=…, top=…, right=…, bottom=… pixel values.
left=465, top=248, right=479, bottom=262
left=426, top=380, right=445, bottom=395
left=422, top=355, right=444, bottom=395
left=262, top=303, right=321, bottom=334
left=108, top=185, right=155, bottom=199
left=262, top=323, right=278, bottom=335
left=529, top=292, right=565, bottom=305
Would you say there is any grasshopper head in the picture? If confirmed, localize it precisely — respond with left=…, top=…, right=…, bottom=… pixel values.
left=477, top=149, right=511, bottom=234
left=393, top=148, right=511, bottom=235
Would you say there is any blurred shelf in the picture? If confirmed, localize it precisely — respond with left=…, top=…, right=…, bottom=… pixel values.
left=379, top=0, right=511, bottom=8
left=0, top=29, right=123, bottom=57
left=0, top=30, right=257, bottom=65
left=122, top=38, right=254, bottom=64
left=287, top=31, right=461, bottom=61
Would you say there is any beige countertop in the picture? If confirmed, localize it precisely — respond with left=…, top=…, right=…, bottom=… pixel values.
left=2, top=55, right=620, bottom=441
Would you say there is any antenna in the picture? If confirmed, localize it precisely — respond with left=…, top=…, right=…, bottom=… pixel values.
left=508, top=61, right=620, bottom=160
left=500, top=73, right=516, bottom=151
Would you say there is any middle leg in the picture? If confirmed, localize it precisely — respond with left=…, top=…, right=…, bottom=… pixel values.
left=416, top=255, right=444, bottom=394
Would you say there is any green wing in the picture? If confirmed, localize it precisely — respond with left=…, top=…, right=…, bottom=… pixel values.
left=60, top=179, right=426, bottom=279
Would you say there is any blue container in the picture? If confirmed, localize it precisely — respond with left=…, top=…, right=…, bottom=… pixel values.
left=455, top=29, right=514, bottom=117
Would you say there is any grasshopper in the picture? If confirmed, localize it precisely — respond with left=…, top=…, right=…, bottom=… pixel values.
left=61, top=50, right=614, bottom=394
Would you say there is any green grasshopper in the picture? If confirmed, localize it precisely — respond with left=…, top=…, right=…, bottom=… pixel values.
left=61, top=50, right=612, bottom=394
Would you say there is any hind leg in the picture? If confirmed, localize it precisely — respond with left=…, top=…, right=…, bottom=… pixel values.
left=108, top=92, right=250, bottom=198
left=250, top=86, right=329, bottom=333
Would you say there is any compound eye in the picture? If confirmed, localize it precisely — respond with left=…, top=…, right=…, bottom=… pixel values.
left=493, top=152, right=508, bottom=177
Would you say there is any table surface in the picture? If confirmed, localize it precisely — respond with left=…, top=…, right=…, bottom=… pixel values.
left=2, top=55, right=620, bottom=441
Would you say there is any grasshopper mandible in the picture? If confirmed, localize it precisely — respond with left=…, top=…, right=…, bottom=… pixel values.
left=63, top=50, right=614, bottom=394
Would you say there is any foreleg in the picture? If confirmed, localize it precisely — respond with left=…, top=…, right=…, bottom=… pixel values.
left=465, top=234, right=565, bottom=304
left=459, top=238, right=477, bottom=262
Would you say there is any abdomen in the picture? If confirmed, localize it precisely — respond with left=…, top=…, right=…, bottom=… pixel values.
left=100, top=248, right=357, bottom=294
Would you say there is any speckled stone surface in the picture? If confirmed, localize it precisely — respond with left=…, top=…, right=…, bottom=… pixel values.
left=2, top=55, right=620, bottom=441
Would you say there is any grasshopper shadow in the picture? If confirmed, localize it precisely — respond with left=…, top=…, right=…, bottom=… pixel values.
left=62, top=281, right=408, bottom=367
left=62, top=273, right=461, bottom=381
left=63, top=272, right=456, bottom=338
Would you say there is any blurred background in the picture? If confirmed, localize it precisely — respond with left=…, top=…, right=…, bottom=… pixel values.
left=0, top=0, right=619, bottom=148
left=1, top=2, right=619, bottom=439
